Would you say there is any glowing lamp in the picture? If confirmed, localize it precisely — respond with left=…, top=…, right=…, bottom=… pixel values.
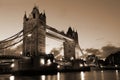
left=40, top=58, right=45, bottom=65
left=11, top=63, right=15, bottom=68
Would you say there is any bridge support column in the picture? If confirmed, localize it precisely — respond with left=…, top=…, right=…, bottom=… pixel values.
left=63, top=40, right=76, bottom=60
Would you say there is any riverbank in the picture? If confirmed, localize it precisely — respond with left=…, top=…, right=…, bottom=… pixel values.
left=0, top=66, right=91, bottom=75
left=91, top=66, right=120, bottom=71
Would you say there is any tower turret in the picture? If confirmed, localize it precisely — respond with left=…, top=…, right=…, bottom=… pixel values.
left=23, top=12, right=28, bottom=21
left=66, top=27, right=79, bottom=43
left=31, top=6, right=40, bottom=19
left=42, top=11, right=46, bottom=23
left=67, top=27, right=73, bottom=38
left=75, top=31, right=78, bottom=43
left=39, top=11, right=46, bottom=24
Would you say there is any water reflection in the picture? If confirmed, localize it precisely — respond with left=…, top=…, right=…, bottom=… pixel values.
left=59, top=72, right=81, bottom=80
left=15, top=75, right=57, bottom=80
left=93, top=71, right=97, bottom=80
left=101, top=70, right=104, bottom=80
left=41, top=75, right=45, bottom=80
left=9, top=76, right=15, bottom=80
left=80, top=72, right=85, bottom=80
left=116, top=70, right=119, bottom=80
left=57, top=72, right=60, bottom=80
left=0, top=70, right=120, bottom=80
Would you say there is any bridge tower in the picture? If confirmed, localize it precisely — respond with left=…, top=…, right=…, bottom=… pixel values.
left=22, top=6, right=82, bottom=60
left=23, top=6, right=46, bottom=56
left=64, top=27, right=80, bottom=60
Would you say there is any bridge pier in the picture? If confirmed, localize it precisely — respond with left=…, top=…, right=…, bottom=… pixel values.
left=64, top=40, right=76, bottom=60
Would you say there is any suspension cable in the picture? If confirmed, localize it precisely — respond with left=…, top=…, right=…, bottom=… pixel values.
left=0, top=26, right=37, bottom=50
left=0, top=17, right=84, bottom=56
left=0, top=30, right=23, bottom=43
left=0, top=32, right=23, bottom=43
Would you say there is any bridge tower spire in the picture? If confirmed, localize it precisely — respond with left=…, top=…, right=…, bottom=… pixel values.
left=23, top=6, right=46, bottom=56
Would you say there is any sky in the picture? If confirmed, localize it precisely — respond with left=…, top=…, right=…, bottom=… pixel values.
left=0, top=0, right=120, bottom=50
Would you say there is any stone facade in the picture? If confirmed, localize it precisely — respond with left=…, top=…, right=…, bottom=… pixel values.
left=23, top=6, right=46, bottom=56
left=64, top=40, right=76, bottom=60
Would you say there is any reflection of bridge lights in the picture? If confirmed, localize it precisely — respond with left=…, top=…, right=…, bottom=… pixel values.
left=101, top=70, right=103, bottom=72
left=116, top=70, right=119, bottom=80
left=41, top=75, right=45, bottom=80
left=10, top=76, right=15, bottom=80
left=101, top=70, right=104, bottom=80
left=80, top=72, right=85, bottom=80
left=11, top=63, right=15, bottom=68
left=57, top=72, right=60, bottom=80
left=40, top=58, right=45, bottom=65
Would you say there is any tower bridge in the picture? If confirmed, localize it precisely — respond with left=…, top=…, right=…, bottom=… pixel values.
left=0, top=6, right=85, bottom=73
left=22, top=6, right=83, bottom=60
left=0, top=6, right=83, bottom=60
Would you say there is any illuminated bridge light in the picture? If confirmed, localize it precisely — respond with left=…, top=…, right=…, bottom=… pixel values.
left=40, top=58, right=45, bottom=65
left=11, top=63, right=15, bottom=68
left=70, top=57, right=74, bottom=60
left=80, top=72, right=85, bottom=80
left=27, top=34, right=32, bottom=37
left=47, top=59, right=51, bottom=65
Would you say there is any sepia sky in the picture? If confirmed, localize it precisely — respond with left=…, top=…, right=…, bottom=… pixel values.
left=0, top=0, right=120, bottom=50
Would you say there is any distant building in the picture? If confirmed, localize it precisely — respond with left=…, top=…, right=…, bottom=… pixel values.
left=105, top=51, right=120, bottom=65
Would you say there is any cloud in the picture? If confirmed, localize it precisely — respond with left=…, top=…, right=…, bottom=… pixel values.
left=85, top=48, right=101, bottom=55
left=85, top=44, right=120, bottom=58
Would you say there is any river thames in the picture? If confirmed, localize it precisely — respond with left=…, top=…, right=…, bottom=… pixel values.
left=0, top=70, right=120, bottom=80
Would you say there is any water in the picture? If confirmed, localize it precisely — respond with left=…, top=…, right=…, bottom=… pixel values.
left=0, top=70, right=120, bottom=80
